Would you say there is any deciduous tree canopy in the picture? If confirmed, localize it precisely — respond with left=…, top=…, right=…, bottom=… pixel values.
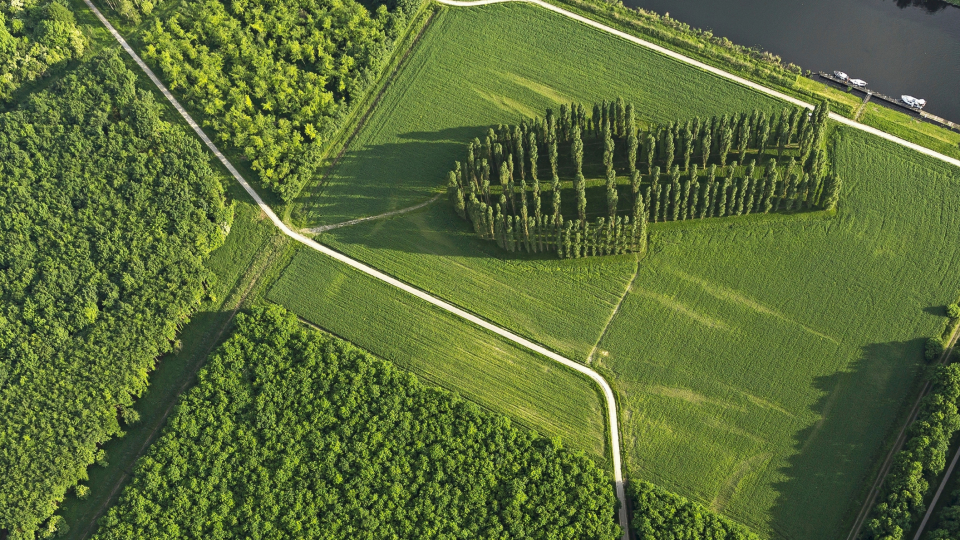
left=0, top=50, right=229, bottom=538
left=92, top=305, right=622, bottom=540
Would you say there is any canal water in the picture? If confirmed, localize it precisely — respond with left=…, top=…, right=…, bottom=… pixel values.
left=623, top=0, right=960, bottom=122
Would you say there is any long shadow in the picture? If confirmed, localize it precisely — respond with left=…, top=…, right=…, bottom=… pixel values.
left=296, top=125, right=491, bottom=225
left=770, top=338, right=928, bottom=540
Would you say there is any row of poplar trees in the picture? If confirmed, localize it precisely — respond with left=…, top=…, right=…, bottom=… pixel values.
left=447, top=98, right=836, bottom=259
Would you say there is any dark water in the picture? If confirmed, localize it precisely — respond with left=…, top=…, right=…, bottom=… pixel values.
left=622, top=0, right=960, bottom=122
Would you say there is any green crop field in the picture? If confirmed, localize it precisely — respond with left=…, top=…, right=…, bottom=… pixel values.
left=266, top=247, right=609, bottom=462
left=276, top=3, right=960, bottom=539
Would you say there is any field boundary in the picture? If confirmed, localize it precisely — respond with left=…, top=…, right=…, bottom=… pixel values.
left=434, top=0, right=960, bottom=170
left=845, top=321, right=960, bottom=540
left=81, top=1, right=630, bottom=538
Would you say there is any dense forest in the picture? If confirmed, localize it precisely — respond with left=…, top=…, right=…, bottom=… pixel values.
left=0, top=0, right=87, bottom=102
left=630, top=481, right=761, bottom=540
left=448, top=99, right=838, bottom=259
left=135, top=0, right=423, bottom=201
left=863, top=364, right=960, bottom=540
left=0, top=50, right=230, bottom=538
left=91, top=305, right=622, bottom=540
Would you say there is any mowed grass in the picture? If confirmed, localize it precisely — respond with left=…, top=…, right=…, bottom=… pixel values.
left=597, top=128, right=960, bottom=539
left=281, top=3, right=960, bottom=539
left=293, top=3, right=785, bottom=228
left=266, top=247, right=609, bottom=463
left=298, top=2, right=788, bottom=361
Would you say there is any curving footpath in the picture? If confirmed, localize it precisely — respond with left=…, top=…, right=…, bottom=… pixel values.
left=438, top=0, right=960, bottom=170
left=81, top=0, right=630, bottom=537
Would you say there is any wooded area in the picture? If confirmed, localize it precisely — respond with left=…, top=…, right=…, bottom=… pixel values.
left=630, top=481, right=761, bottom=540
left=864, top=364, right=960, bottom=540
left=0, top=50, right=230, bottom=538
left=136, top=0, right=423, bottom=201
left=448, top=99, right=837, bottom=259
left=0, top=0, right=87, bottom=102
left=91, top=305, right=622, bottom=539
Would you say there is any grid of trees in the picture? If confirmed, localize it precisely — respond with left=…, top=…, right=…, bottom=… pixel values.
left=0, top=50, right=230, bottom=538
left=448, top=99, right=838, bottom=259
left=137, top=0, right=423, bottom=201
left=0, top=0, right=87, bottom=102
left=91, top=305, right=622, bottom=540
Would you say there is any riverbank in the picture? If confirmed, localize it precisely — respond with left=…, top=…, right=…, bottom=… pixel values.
left=545, top=0, right=960, bottom=159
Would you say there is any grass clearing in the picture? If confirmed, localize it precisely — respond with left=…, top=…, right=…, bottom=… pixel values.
left=266, top=247, right=609, bottom=464
left=597, top=128, right=960, bottom=539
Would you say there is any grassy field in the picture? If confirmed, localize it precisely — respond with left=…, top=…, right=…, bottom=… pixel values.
left=597, top=128, right=960, bottom=539
left=291, top=3, right=786, bottom=228
left=277, top=4, right=960, bottom=539
left=266, top=247, right=609, bottom=463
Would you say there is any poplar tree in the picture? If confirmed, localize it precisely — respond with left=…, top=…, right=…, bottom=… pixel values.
left=799, top=173, right=811, bottom=209
left=688, top=178, right=699, bottom=220
left=513, top=125, right=525, bottom=181
left=649, top=167, right=661, bottom=222
left=607, top=170, right=618, bottom=219
left=501, top=160, right=513, bottom=213
left=626, top=103, right=636, bottom=139
left=704, top=165, right=717, bottom=218
left=660, top=178, right=671, bottom=222
left=757, top=114, right=770, bottom=157
left=785, top=173, right=799, bottom=210
left=592, top=103, right=602, bottom=138
left=639, top=186, right=651, bottom=224
left=762, top=169, right=777, bottom=214
left=449, top=171, right=465, bottom=218
left=563, top=221, right=573, bottom=258
left=603, top=122, right=615, bottom=175
left=627, top=131, right=638, bottom=175
left=719, top=125, right=733, bottom=167
left=683, top=123, right=694, bottom=171
left=742, top=177, right=755, bottom=216
left=700, top=127, right=712, bottom=168
left=552, top=172, right=562, bottom=222
left=665, top=124, right=676, bottom=171
left=645, top=133, right=656, bottom=175
left=672, top=168, right=683, bottom=221
left=823, top=174, right=842, bottom=210
left=616, top=97, right=626, bottom=137
left=787, top=107, right=800, bottom=146
left=559, top=103, right=570, bottom=143
left=548, top=135, right=559, bottom=181
left=717, top=177, right=728, bottom=217
left=529, top=132, right=541, bottom=221
left=737, top=112, right=751, bottom=157
left=546, top=109, right=556, bottom=144
left=481, top=159, right=491, bottom=203
left=467, top=142, right=477, bottom=188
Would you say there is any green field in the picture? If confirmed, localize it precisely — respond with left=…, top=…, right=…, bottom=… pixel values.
left=266, top=247, right=609, bottom=462
left=278, top=4, right=960, bottom=539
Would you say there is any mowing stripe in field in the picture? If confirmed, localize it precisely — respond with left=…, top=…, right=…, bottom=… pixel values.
left=82, top=0, right=630, bottom=536
left=436, top=0, right=960, bottom=170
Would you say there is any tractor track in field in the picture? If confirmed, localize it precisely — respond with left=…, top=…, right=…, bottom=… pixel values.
left=304, top=195, right=441, bottom=234
left=83, top=1, right=630, bottom=538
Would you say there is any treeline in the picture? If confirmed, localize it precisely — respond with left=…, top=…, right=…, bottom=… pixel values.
left=448, top=99, right=837, bottom=258
left=863, top=364, right=960, bottom=540
left=630, top=481, right=761, bottom=540
left=0, top=0, right=86, bottom=102
left=138, top=0, right=423, bottom=201
left=92, top=306, right=622, bottom=540
left=0, top=50, right=230, bottom=538
left=925, top=489, right=960, bottom=540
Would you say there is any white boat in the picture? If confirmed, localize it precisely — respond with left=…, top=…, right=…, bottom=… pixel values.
left=901, top=95, right=927, bottom=109
left=833, top=71, right=849, bottom=81
left=850, top=79, right=867, bottom=88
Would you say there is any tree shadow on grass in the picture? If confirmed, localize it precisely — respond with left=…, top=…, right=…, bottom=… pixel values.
left=769, top=338, right=927, bottom=540
left=295, top=126, right=490, bottom=225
